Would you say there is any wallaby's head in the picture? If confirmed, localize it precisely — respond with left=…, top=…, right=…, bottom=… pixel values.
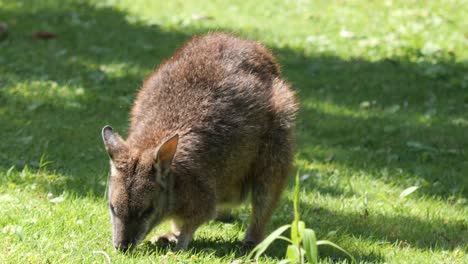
left=101, top=126, right=178, bottom=251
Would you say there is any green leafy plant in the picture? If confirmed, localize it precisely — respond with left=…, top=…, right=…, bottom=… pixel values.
left=248, top=171, right=356, bottom=263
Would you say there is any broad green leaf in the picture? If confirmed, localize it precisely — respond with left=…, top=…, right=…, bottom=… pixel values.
left=303, top=228, right=318, bottom=264
left=286, top=245, right=303, bottom=263
left=317, top=240, right=356, bottom=263
left=248, top=224, right=291, bottom=259
left=399, top=186, right=419, bottom=199
left=286, top=245, right=299, bottom=262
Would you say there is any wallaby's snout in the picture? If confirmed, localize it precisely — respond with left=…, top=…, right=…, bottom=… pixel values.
left=110, top=204, right=152, bottom=252
left=111, top=217, right=135, bottom=252
left=114, top=240, right=132, bottom=252
left=113, top=235, right=138, bottom=252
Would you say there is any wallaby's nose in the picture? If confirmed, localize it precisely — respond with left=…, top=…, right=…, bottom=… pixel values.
left=114, top=241, right=131, bottom=252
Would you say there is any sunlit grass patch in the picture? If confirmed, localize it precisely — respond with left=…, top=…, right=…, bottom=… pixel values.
left=5, top=80, right=85, bottom=108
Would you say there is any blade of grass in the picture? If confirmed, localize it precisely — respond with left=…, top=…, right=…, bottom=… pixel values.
left=292, top=170, right=302, bottom=246
left=399, top=186, right=419, bottom=199
left=248, top=224, right=291, bottom=259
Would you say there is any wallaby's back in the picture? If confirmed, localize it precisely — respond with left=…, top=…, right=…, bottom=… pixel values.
left=128, top=33, right=296, bottom=202
left=130, top=33, right=284, bottom=144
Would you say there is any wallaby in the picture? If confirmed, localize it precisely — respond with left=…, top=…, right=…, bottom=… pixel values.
left=101, top=32, right=298, bottom=251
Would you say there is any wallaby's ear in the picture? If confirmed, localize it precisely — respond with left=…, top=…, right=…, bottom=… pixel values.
left=102, top=126, right=127, bottom=159
left=154, top=134, right=179, bottom=172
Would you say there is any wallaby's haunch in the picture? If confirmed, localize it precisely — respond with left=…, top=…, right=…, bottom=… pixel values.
left=102, top=33, right=298, bottom=252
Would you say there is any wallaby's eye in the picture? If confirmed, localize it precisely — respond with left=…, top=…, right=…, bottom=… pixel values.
left=141, top=207, right=154, bottom=219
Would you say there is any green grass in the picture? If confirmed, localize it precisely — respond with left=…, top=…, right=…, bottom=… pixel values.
left=0, top=0, right=467, bottom=263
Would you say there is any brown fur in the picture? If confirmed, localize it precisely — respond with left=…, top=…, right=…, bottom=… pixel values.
left=102, top=32, right=298, bottom=251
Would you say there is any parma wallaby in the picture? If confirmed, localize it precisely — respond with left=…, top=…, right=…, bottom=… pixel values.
left=102, top=32, right=298, bottom=251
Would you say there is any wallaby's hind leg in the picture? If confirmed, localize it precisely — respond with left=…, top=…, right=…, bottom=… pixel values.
left=243, top=130, right=293, bottom=246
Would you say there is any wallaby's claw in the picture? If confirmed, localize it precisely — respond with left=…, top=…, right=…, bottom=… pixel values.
left=150, top=233, right=178, bottom=247
left=240, top=240, right=259, bottom=255
left=241, top=240, right=258, bottom=249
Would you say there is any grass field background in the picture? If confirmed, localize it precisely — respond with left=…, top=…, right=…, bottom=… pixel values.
left=0, top=0, right=467, bottom=263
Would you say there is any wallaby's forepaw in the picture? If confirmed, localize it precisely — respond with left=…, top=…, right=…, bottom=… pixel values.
left=242, top=239, right=259, bottom=249
left=150, top=233, right=178, bottom=247
left=240, top=239, right=259, bottom=255
left=243, top=227, right=263, bottom=251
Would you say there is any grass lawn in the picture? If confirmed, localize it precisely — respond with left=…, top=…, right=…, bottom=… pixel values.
left=1, top=0, right=467, bottom=263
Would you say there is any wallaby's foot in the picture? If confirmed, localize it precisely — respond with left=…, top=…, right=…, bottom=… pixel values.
left=150, top=230, right=195, bottom=251
left=150, top=233, right=178, bottom=247
left=242, top=239, right=258, bottom=249
left=215, top=209, right=235, bottom=223
left=240, top=238, right=259, bottom=255
left=242, top=226, right=263, bottom=253
left=173, top=232, right=193, bottom=251
left=150, top=232, right=192, bottom=251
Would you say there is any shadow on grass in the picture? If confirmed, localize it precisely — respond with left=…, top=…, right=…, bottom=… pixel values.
left=298, top=201, right=468, bottom=251
left=285, top=50, right=468, bottom=198
left=130, top=215, right=384, bottom=263
left=0, top=1, right=467, bottom=261
left=135, top=229, right=381, bottom=263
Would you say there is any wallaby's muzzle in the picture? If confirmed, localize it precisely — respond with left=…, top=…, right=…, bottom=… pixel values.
left=111, top=216, right=142, bottom=252
left=114, top=240, right=134, bottom=252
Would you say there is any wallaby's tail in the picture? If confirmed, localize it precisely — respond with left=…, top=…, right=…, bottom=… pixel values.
left=270, top=78, right=298, bottom=130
